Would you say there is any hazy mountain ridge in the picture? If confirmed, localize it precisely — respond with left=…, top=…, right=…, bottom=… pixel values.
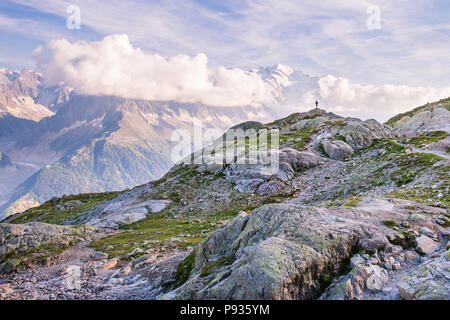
left=0, top=85, right=276, bottom=218
left=0, top=64, right=318, bottom=218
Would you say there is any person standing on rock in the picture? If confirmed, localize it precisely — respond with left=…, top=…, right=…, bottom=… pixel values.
left=315, top=100, right=319, bottom=108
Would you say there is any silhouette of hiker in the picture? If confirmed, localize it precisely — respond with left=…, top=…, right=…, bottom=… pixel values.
left=315, top=100, right=319, bottom=108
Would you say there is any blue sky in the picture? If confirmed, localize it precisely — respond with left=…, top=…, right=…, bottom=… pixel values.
left=1, top=0, right=449, bottom=87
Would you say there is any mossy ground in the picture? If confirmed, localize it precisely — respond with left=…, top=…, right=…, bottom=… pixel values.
left=5, top=192, right=121, bottom=225
left=89, top=165, right=295, bottom=260
left=385, top=97, right=450, bottom=126
left=342, top=196, right=362, bottom=207
left=401, top=131, right=449, bottom=148
left=0, top=242, right=72, bottom=272
left=279, top=127, right=315, bottom=151
left=89, top=212, right=216, bottom=258
left=171, top=250, right=196, bottom=289
left=382, top=220, right=398, bottom=228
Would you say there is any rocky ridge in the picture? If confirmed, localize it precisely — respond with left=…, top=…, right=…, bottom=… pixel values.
left=0, top=100, right=449, bottom=300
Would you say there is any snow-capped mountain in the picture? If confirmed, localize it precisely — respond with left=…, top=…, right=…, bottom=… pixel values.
left=256, top=64, right=320, bottom=111
left=0, top=64, right=319, bottom=218
left=0, top=69, right=52, bottom=122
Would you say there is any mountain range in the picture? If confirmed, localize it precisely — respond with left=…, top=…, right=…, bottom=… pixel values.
left=0, top=64, right=318, bottom=218
left=0, top=96, right=448, bottom=300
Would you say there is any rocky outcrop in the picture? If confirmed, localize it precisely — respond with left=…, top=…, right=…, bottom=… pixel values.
left=392, top=107, right=450, bottom=137
left=321, top=139, right=354, bottom=160
left=163, top=197, right=448, bottom=300
left=339, top=119, right=393, bottom=150
left=163, top=199, right=413, bottom=300
left=76, top=186, right=170, bottom=229
left=320, top=264, right=389, bottom=300
left=0, top=222, right=95, bottom=273
left=397, top=246, right=450, bottom=300
left=224, top=148, right=321, bottom=195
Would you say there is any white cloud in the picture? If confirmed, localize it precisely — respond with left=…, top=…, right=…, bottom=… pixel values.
left=34, top=34, right=275, bottom=107
left=32, top=34, right=450, bottom=122
left=315, top=75, right=450, bottom=121
left=8, top=0, right=450, bottom=88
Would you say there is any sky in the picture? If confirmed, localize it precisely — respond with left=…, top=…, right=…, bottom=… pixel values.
left=1, top=0, right=449, bottom=120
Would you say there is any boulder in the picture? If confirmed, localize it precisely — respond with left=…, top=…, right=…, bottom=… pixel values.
left=350, top=254, right=365, bottom=267
left=415, top=235, right=440, bottom=255
left=321, top=139, right=354, bottom=160
left=224, top=148, right=321, bottom=195
left=85, top=199, right=170, bottom=229
left=393, top=107, right=450, bottom=137
left=365, top=265, right=389, bottom=292
left=163, top=203, right=399, bottom=300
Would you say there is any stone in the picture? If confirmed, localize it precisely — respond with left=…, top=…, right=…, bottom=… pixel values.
left=397, top=282, right=415, bottom=300
left=365, top=265, right=389, bottom=292
left=164, top=203, right=367, bottom=300
left=89, top=252, right=109, bottom=261
left=122, top=265, right=132, bottom=276
left=102, top=259, right=119, bottom=270
left=224, top=148, right=321, bottom=195
left=415, top=235, right=440, bottom=255
left=397, top=249, right=449, bottom=300
left=395, top=253, right=405, bottom=263
left=321, top=279, right=354, bottom=300
left=84, top=195, right=170, bottom=229
left=321, top=139, right=354, bottom=160
left=0, top=223, right=95, bottom=273
left=64, top=200, right=83, bottom=208
left=392, top=262, right=402, bottom=270
left=420, top=227, right=435, bottom=238
left=350, top=254, right=365, bottom=267
left=392, top=107, right=450, bottom=137
left=404, top=250, right=420, bottom=262
left=440, top=228, right=450, bottom=239
left=359, top=235, right=388, bottom=251
left=401, top=221, right=410, bottom=228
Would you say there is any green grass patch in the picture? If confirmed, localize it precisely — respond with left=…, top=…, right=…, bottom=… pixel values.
left=318, top=142, right=326, bottom=155
left=172, top=250, right=196, bottom=288
left=279, top=127, right=315, bottom=151
left=391, top=169, right=416, bottom=186
left=382, top=220, right=398, bottom=228
left=6, top=192, right=121, bottom=225
left=342, top=196, right=361, bottom=207
left=90, top=213, right=215, bottom=258
left=402, top=131, right=449, bottom=148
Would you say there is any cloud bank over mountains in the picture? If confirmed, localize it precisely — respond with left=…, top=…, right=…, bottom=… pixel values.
left=316, top=75, right=450, bottom=121
left=33, top=34, right=450, bottom=121
left=33, top=34, right=275, bottom=108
